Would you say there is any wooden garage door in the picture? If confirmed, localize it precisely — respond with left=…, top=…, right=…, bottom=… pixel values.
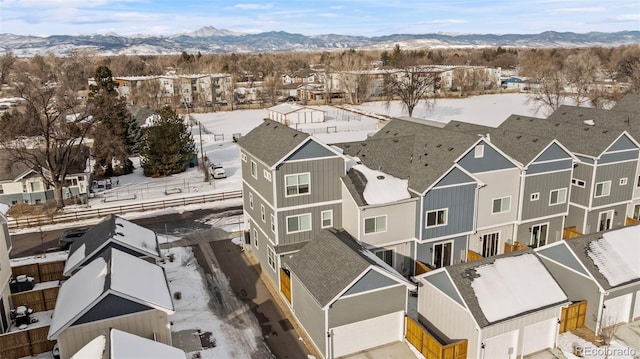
left=522, top=318, right=557, bottom=356
left=604, top=294, right=632, bottom=325
left=483, top=330, right=518, bottom=359
left=331, top=311, right=403, bottom=358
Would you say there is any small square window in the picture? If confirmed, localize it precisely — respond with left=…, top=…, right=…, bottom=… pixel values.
left=241, top=153, right=247, bottom=162
left=263, top=169, right=272, bottom=181
left=321, top=210, right=333, bottom=228
left=530, top=192, right=540, bottom=201
left=619, top=177, right=628, bottom=186
left=571, top=178, right=586, bottom=188
left=474, top=144, right=484, bottom=158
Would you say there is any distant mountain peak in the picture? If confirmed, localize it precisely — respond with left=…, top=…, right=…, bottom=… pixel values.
left=175, top=26, right=244, bottom=38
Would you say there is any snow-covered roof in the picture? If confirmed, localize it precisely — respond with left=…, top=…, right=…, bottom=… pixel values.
left=587, top=226, right=640, bottom=287
left=71, top=329, right=186, bottom=359
left=71, top=334, right=106, bottom=359
left=49, top=248, right=173, bottom=339
left=64, top=214, right=160, bottom=276
left=351, top=164, right=410, bottom=205
left=469, top=253, right=567, bottom=323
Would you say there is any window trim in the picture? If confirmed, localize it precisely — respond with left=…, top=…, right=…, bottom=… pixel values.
left=267, top=246, right=276, bottom=271
left=260, top=204, right=266, bottom=222
left=474, top=144, right=484, bottom=158
left=249, top=192, right=254, bottom=209
left=363, top=215, right=387, bottom=235
left=263, top=169, right=272, bottom=181
left=250, top=160, right=257, bottom=179
left=253, top=228, right=259, bottom=249
left=619, top=177, right=628, bottom=186
left=549, top=188, right=567, bottom=206
left=530, top=192, right=540, bottom=201
left=597, top=210, right=614, bottom=232
left=374, top=249, right=394, bottom=267
left=241, top=153, right=247, bottom=162
left=491, top=196, right=511, bottom=214
left=270, top=214, right=275, bottom=233
left=286, top=213, right=312, bottom=234
left=425, top=208, right=448, bottom=228
left=284, top=172, right=311, bottom=198
left=571, top=178, right=586, bottom=188
left=321, top=210, right=333, bottom=229
left=594, top=181, right=611, bottom=198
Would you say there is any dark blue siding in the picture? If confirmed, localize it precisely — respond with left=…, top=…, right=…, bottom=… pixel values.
left=342, top=269, right=398, bottom=297
left=526, top=159, right=573, bottom=175
left=425, top=271, right=464, bottom=306
left=457, top=141, right=515, bottom=173
left=285, top=140, right=335, bottom=161
left=535, top=142, right=571, bottom=162
left=434, top=167, right=476, bottom=187
left=538, top=245, right=588, bottom=277
left=608, top=134, right=638, bottom=152
left=422, top=184, right=476, bottom=239
left=599, top=149, right=639, bottom=164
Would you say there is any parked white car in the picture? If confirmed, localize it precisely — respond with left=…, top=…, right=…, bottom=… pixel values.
left=209, top=163, right=227, bottom=179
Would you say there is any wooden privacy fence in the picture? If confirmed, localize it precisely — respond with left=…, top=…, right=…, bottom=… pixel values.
left=12, top=261, right=66, bottom=283
left=405, top=316, right=467, bottom=359
left=280, top=268, right=292, bottom=303
left=0, top=326, right=55, bottom=359
left=559, top=301, right=587, bottom=333
left=11, top=285, right=59, bottom=312
left=504, top=241, right=528, bottom=254
left=415, top=260, right=432, bottom=276
left=626, top=217, right=640, bottom=226
left=563, top=226, right=582, bottom=240
left=467, top=250, right=483, bottom=262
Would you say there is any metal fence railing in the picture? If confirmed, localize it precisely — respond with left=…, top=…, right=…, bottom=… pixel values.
left=7, top=190, right=243, bottom=230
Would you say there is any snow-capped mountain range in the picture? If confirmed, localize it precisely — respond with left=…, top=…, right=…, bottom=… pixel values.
left=1, top=27, right=638, bottom=57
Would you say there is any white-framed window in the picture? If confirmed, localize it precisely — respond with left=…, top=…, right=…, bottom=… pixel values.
left=267, top=246, right=276, bottom=271
left=285, top=173, right=310, bottom=197
left=364, top=215, right=387, bottom=234
left=426, top=209, right=448, bottom=228
left=549, top=188, right=567, bottom=206
left=261, top=204, right=266, bottom=222
left=433, top=241, right=453, bottom=268
left=286, top=213, right=312, bottom=234
left=597, top=210, right=614, bottom=231
left=492, top=196, right=511, bottom=214
left=321, top=210, right=333, bottom=228
left=530, top=223, right=548, bottom=248
left=571, top=178, right=586, bottom=188
left=253, top=228, right=259, bottom=249
left=481, top=232, right=500, bottom=257
left=530, top=192, right=540, bottom=201
left=250, top=160, right=257, bottom=179
left=474, top=144, right=484, bottom=158
left=0, top=184, right=3, bottom=194
left=270, top=214, right=275, bottom=232
left=619, top=177, right=628, bottom=186
left=241, top=153, right=247, bottom=162
left=249, top=192, right=254, bottom=209
left=637, top=176, right=640, bottom=188
left=595, top=181, right=611, bottom=198
left=263, top=169, right=272, bottom=181
left=375, top=249, right=394, bottom=267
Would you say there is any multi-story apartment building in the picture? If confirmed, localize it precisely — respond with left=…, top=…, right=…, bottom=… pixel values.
left=237, top=120, right=346, bottom=287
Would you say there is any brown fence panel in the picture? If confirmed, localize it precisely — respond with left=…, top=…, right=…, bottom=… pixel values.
left=626, top=217, right=640, bottom=226
left=38, top=262, right=65, bottom=282
left=11, top=291, right=46, bottom=313
left=405, top=316, right=467, bottom=359
left=415, top=260, right=432, bottom=276
left=279, top=268, right=291, bottom=303
left=12, top=264, right=40, bottom=283
left=0, top=331, right=31, bottom=359
left=28, top=326, right=56, bottom=355
left=43, top=287, right=60, bottom=311
left=560, top=301, right=587, bottom=333
left=467, top=250, right=483, bottom=262
left=405, top=317, right=423, bottom=353
left=563, top=226, right=582, bottom=240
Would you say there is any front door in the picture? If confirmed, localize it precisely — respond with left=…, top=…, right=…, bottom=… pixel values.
left=433, top=242, right=452, bottom=268
left=482, top=232, right=500, bottom=257
left=633, top=204, right=640, bottom=220
left=531, top=224, right=548, bottom=248
left=598, top=210, right=614, bottom=232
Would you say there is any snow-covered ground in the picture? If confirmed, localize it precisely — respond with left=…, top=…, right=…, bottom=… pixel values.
left=558, top=332, right=638, bottom=359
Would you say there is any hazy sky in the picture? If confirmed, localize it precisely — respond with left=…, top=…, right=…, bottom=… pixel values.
left=1, top=0, right=638, bottom=37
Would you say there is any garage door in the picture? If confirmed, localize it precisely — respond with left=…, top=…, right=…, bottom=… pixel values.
left=604, top=293, right=632, bottom=325
left=483, top=330, right=518, bottom=359
left=331, top=311, right=403, bottom=358
left=522, top=318, right=557, bottom=356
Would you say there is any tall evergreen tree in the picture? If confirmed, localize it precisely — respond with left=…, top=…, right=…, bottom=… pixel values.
left=139, top=106, right=196, bottom=177
left=88, top=66, right=140, bottom=177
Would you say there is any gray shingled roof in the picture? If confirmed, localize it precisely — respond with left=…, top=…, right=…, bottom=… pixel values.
left=444, top=120, right=494, bottom=135
left=498, top=114, right=626, bottom=157
left=564, top=224, right=640, bottom=291
left=285, top=228, right=407, bottom=307
left=0, top=146, right=89, bottom=181
left=236, top=119, right=309, bottom=167
left=335, top=119, right=481, bottom=193
left=547, top=105, right=640, bottom=142
left=611, top=93, right=640, bottom=114
left=445, top=249, right=567, bottom=328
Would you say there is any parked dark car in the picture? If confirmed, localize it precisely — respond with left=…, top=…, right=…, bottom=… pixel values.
left=59, top=227, right=89, bottom=250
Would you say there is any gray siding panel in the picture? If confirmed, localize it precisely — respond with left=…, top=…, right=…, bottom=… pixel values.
left=342, top=269, right=399, bottom=297
left=592, top=161, right=638, bottom=208
left=278, top=203, right=342, bottom=245
left=241, top=150, right=274, bottom=205
left=576, top=155, right=595, bottom=165
left=599, top=150, right=639, bottom=164
left=328, top=285, right=406, bottom=328
left=457, top=142, right=516, bottom=174
left=566, top=205, right=586, bottom=234
left=535, top=142, right=571, bottom=162
left=276, top=157, right=344, bottom=208
left=285, top=140, right=335, bottom=161
left=570, top=163, right=593, bottom=207
left=291, top=276, right=326, bottom=357
left=585, top=203, right=628, bottom=234
left=422, top=184, right=476, bottom=239
left=608, top=134, right=638, bottom=152
left=526, top=159, right=573, bottom=175
left=522, top=171, right=572, bottom=220
left=247, top=219, right=279, bottom=286
left=433, top=167, right=475, bottom=187
left=516, top=216, right=564, bottom=246
left=537, top=245, right=588, bottom=277
left=424, top=271, right=464, bottom=307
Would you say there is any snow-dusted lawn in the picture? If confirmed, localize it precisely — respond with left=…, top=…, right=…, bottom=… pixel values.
left=558, top=332, right=638, bottom=359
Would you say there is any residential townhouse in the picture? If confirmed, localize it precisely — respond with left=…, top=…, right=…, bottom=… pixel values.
left=0, top=211, right=11, bottom=334
left=236, top=120, right=346, bottom=287
left=0, top=148, right=90, bottom=207
left=498, top=114, right=640, bottom=236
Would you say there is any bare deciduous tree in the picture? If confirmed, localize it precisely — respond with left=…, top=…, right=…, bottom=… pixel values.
left=383, top=67, right=437, bottom=117
left=564, top=52, right=601, bottom=107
